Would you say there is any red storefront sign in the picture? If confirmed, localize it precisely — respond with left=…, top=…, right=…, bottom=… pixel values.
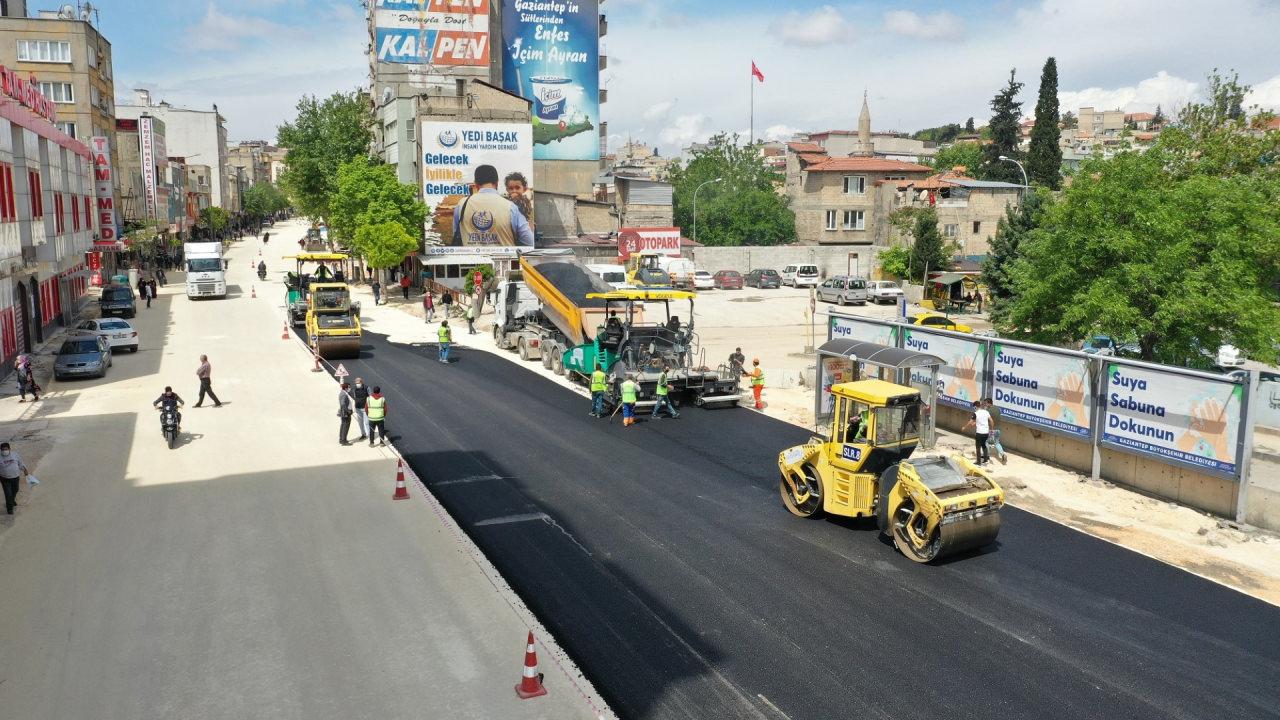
left=618, top=227, right=682, bottom=262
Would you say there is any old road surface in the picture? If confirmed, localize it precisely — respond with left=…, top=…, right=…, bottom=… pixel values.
left=351, top=331, right=1280, bottom=720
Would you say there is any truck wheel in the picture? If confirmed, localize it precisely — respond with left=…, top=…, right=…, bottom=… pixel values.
left=553, top=353, right=565, bottom=376
left=493, top=325, right=506, bottom=349
left=518, top=338, right=531, bottom=361
left=541, top=348, right=554, bottom=369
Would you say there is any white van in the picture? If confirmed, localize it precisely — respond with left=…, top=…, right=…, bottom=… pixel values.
left=661, top=257, right=698, bottom=289
left=781, top=264, right=820, bottom=288
left=587, top=263, right=633, bottom=290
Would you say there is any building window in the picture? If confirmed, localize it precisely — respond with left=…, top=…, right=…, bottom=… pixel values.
left=53, top=193, right=64, bottom=233
left=87, top=45, right=97, bottom=68
left=943, top=223, right=958, bottom=237
left=17, top=40, right=72, bottom=63
left=972, top=221, right=981, bottom=234
left=825, top=209, right=837, bottom=231
left=55, top=121, right=76, bottom=138
left=842, top=210, right=865, bottom=230
left=28, top=171, right=43, bottom=218
left=83, top=195, right=91, bottom=230
left=843, top=176, right=865, bottom=194
left=71, top=194, right=80, bottom=231
left=38, top=82, right=74, bottom=104
left=884, top=175, right=906, bottom=181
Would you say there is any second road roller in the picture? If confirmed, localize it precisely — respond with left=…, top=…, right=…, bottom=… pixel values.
left=777, top=378, right=1003, bottom=562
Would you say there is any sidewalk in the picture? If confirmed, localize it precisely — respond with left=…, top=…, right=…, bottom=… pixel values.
left=0, top=220, right=611, bottom=720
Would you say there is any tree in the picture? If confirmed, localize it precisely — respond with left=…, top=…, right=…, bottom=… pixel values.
left=912, top=123, right=963, bottom=144
left=1060, top=110, right=1077, bottom=129
left=668, top=133, right=794, bottom=246
left=1027, top=58, right=1062, bottom=189
left=277, top=90, right=372, bottom=222
left=242, top=182, right=290, bottom=220
left=198, top=206, right=230, bottom=236
left=931, top=141, right=982, bottom=173
left=964, top=117, right=975, bottom=133
left=124, top=218, right=168, bottom=260
left=908, top=208, right=951, bottom=282
left=877, top=245, right=910, bottom=279
left=980, top=190, right=1044, bottom=323
left=355, top=222, right=419, bottom=271
left=1152, top=105, right=1165, bottom=127
left=329, top=159, right=427, bottom=248
left=978, top=69, right=1025, bottom=183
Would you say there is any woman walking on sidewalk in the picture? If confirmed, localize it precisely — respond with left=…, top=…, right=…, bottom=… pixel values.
left=16, top=356, right=39, bottom=402
left=423, top=292, right=435, bottom=322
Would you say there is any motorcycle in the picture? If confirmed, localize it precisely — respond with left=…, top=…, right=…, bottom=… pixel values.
left=159, top=407, right=180, bottom=449
left=257, top=267, right=268, bottom=281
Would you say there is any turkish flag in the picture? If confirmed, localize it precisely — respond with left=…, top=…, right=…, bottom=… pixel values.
left=751, top=61, right=764, bottom=83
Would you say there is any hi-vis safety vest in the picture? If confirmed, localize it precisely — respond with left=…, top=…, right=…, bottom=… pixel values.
left=751, top=368, right=765, bottom=387
left=621, top=380, right=638, bottom=404
left=438, top=325, right=451, bottom=343
left=367, top=396, right=386, bottom=421
left=656, top=372, right=669, bottom=396
left=591, top=370, right=607, bottom=392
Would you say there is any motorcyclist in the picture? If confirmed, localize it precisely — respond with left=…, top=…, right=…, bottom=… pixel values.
left=153, top=386, right=185, bottom=431
left=257, top=260, right=267, bottom=278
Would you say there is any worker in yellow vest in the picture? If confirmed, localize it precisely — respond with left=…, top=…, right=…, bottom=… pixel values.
left=620, top=373, right=639, bottom=427
left=651, top=363, right=679, bottom=419
left=750, top=358, right=765, bottom=410
left=437, top=320, right=452, bottom=363
left=365, top=386, right=388, bottom=447
left=590, top=364, right=608, bottom=418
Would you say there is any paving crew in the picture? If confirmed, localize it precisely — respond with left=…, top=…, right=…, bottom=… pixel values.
left=590, top=363, right=608, bottom=418
left=652, top=363, right=680, bottom=419
left=437, top=320, right=452, bottom=363
left=729, top=347, right=746, bottom=377
left=620, top=373, right=639, bottom=427
left=366, top=386, right=388, bottom=447
left=749, top=358, right=765, bottom=410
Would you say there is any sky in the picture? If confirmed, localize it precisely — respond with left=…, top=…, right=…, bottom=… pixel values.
left=98, top=0, right=1280, bottom=150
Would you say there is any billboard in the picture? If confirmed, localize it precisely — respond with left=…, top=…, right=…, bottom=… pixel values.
left=373, top=0, right=490, bottom=67
left=990, top=343, right=1093, bottom=438
left=901, top=328, right=985, bottom=409
left=1101, top=363, right=1243, bottom=475
left=139, top=117, right=157, bottom=220
left=618, top=227, right=680, bottom=261
left=830, top=316, right=897, bottom=347
left=421, top=120, right=533, bottom=244
left=501, top=0, right=600, bottom=160
left=88, top=136, right=117, bottom=246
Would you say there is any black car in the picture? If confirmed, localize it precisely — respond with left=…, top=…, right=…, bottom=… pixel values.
left=745, top=268, right=781, bottom=289
left=99, top=285, right=136, bottom=318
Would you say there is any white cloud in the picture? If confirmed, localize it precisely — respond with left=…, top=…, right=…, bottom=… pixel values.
left=659, top=114, right=714, bottom=148
left=1058, top=71, right=1199, bottom=113
left=188, top=4, right=282, bottom=52
left=643, top=100, right=676, bottom=121
left=761, top=124, right=801, bottom=141
left=777, top=5, right=852, bottom=46
left=1247, top=75, right=1280, bottom=111
left=883, top=10, right=963, bottom=40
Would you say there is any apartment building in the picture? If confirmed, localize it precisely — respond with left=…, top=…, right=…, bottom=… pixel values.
left=117, top=90, right=231, bottom=209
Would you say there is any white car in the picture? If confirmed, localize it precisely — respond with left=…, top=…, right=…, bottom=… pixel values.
left=76, top=318, right=139, bottom=353
left=693, top=270, right=715, bottom=290
left=781, top=264, right=820, bottom=288
left=867, top=280, right=906, bottom=304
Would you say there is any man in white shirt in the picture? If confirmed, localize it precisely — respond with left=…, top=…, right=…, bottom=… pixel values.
left=962, top=400, right=993, bottom=466
left=0, top=441, right=29, bottom=515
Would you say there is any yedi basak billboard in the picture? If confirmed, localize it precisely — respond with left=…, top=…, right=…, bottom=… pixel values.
left=421, top=121, right=533, bottom=243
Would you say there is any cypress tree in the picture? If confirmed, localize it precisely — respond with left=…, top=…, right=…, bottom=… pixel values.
left=978, top=69, right=1025, bottom=184
left=1027, top=57, right=1062, bottom=189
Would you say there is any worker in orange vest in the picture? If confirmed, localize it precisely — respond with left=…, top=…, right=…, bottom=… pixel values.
left=749, top=358, right=765, bottom=410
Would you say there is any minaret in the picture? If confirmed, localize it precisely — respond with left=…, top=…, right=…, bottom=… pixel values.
left=856, top=91, right=873, bottom=156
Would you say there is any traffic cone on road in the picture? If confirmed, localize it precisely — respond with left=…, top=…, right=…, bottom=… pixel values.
left=281, top=322, right=289, bottom=340
left=251, top=285, right=256, bottom=298
left=392, top=460, right=410, bottom=500
left=514, top=631, right=548, bottom=699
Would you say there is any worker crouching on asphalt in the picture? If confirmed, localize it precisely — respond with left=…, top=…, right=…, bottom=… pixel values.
left=750, top=358, right=765, bottom=410
left=620, top=373, right=639, bottom=427
left=652, top=363, right=679, bottom=419
left=590, top=363, right=607, bottom=417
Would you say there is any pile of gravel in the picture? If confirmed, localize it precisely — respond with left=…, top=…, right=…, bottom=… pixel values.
left=535, top=262, right=612, bottom=308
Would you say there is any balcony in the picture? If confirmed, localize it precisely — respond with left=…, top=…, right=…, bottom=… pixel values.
left=599, top=88, right=608, bottom=104
left=599, top=54, right=607, bottom=71
left=599, top=14, right=607, bottom=37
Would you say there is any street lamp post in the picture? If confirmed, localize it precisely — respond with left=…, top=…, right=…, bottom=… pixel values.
left=692, top=177, right=723, bottom=244
left=998, top=155, right=1029, bottom=197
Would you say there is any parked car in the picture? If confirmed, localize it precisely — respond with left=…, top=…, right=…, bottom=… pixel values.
left=1080, top=335, right=1140, bottom=357
left=99, top=285, right=136, bottom=319
left=692, top=270, right=715, bottom=290
left=712, top=270, right=743, bottom=290
left=816, top=276, right=868, bottom=306
left=781, top=263, right=820, bottom=288
left=745, top=268, right=781, bottom=289
left=76, top=318, right=140, bottom=353
left=909, top=312, right=973, bottom=333
left=54, top=333, right=112, bottom=381
left=867, top=280, right=905, bottom=305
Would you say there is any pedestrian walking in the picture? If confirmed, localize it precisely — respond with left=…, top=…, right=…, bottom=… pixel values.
left=974, top=289, right=984, bottom=314
left=441, top=289, right=454, bottom=317
left=0, top=441, right=29, bottom=515
left=652, top=363, right=680, bottom=419
left=466, top=303, right=477, bottom=335
left=729, top=347, right=746, bottom=377
left=589, top=363, right=607, bottom=417
left=438, top=320, right=452, bottom=363
left=962, top=400, right=993, bottom=466
left=983, top=397, right=1007, bottom=464
left=749, top=358, right=765, bottom=410
left=148, top=279, right=157, bottom=307
left=351, top=378, right=369, bottom=441
left=337, top=382, right=353, bottom=446
left=16, top=355, right=39, bottom=402
left=138, top=277, right=149, bottom=308
left=156, top=268, right=167, bottom=286
left=263, top=231, right=270, bottom=244
left=620, top=373, right=639, bottom=427
left=366, top=386, right=387, bottom=446
left=423, top=292, right=435, bottom=322
left=194, top=354, right=222, bottom=407
left=371, top=279, right=382, bottom=306
left=399, top=273, right=411, bottom=300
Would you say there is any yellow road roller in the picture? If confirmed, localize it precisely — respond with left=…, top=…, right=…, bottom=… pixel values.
left=305, top=282, right=362, bottom=359
left=778, top=378, right=1003, bottom=562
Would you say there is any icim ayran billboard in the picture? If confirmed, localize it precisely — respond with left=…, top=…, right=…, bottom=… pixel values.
left=421, top=121, right=533, bottom=242
left=374, top=0, right=491, bottom=67
left=501, top=0, right=600, bottom=161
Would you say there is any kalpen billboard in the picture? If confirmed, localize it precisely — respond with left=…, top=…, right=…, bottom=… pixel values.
left=373, top=0, right=490, bottom=67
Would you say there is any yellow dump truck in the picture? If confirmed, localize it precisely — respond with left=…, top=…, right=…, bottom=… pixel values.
left=305, top=283, right=362, bottom=359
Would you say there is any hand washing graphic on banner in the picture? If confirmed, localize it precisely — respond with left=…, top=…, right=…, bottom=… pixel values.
left=991, top=344, right=1092, bottom=437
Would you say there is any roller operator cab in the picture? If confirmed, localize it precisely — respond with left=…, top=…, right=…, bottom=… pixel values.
left=305, top=283, right=362, bottom=359
left=777, top=379, right=1004, bottom=563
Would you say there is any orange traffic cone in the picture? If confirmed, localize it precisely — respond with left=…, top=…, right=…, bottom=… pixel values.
left=514, top=631, right=547, bottom=699
left=393, top=460, right=410, bottom=500
left=251, top=285, right=256, bottom=298
left=281, top=322, right=289, bottom=340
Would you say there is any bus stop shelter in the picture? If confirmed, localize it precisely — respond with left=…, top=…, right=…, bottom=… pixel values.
left=814, top=338, right=944, bottom=449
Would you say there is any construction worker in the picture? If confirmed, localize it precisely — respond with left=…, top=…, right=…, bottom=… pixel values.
left=438, top=320, right=452, bottom=363
left=620, top=373, right=639, bottom=427
left=652, top=363, right=679, bottom=419
left=366, top=386, right=388, bottom=447
left=590, top=363, right=608, bottom=417
left=750, top=358, right=765, bottom=410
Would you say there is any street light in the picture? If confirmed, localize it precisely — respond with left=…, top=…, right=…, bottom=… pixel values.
left=998, top=155, right=1029, bottom=196
left=692, top=177, right=723, bottom=244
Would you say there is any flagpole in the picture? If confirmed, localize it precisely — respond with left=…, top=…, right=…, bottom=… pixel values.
left=749, top=66, right=754, bottom=145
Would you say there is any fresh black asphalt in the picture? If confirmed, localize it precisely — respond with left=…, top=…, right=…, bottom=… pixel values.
left=346, top=332, right=1280, bottom=720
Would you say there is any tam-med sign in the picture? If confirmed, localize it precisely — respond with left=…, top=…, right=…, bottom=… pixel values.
left=374, top=0, right=490, bottom=66
left=618, top=227, right=681, bottom=261
left=89, top=136, right=117, bottom=247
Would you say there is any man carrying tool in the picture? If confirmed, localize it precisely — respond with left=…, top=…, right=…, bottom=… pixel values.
left=749, top=358, right=765, bottom=410
left=652, top=363, right=679, bottom=419
left=590, top=363, right=608, bottom=417
left=620, top=373, right=639, bottom=427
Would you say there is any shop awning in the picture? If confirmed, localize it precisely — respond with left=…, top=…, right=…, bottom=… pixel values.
left=418, top=254, right=493, bottom=266
left=929, top=272, right=969, bottom=285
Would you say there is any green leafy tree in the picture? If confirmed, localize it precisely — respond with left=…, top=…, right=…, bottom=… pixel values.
left=668, top=133, right=794, bottom=246
left=877, top=245, right=910, bottom=279
left=329, top=159, right=427, bottom=247
left=908, top=208, right=951, bottom=282
left=197, top=206, right=229, bottom=235
left=1027, top=57, right=1062, bottom=189
left=931, top=141, right=982, bottom=173
left=978, top=69, right=1025, bottom=183
left=964, top=117, right=975, bottom=133
left=124, top=218, right=168, bottom=260
left=241, top=182, right=290, bottom=220
left=1060, top=110, right=1077, bottom=129
left=355, top=222, right=419, bottom=271
left=1151, top=105, right=1165, bottom=127
left=277, top=90, right=372, bottom=222
left=912, top=123, right=963, bottom=144
left=980, top=190, right=1044, bottom=322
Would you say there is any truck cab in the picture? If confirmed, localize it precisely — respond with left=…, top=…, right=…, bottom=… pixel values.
left=184, top=242, right=227, bottom=299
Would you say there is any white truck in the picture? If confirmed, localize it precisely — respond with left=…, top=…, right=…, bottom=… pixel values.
left=184, top=242, right=227, bottom=299
left=661, top=256, right=697, bottom=289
